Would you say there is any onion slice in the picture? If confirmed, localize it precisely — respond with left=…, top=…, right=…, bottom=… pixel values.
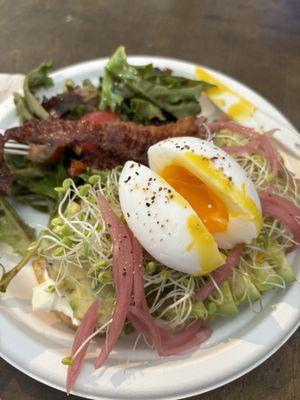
left=197, top=120, right=280, bottom=177
left=157, top=320, right=211, bottom=356
left=195, top=244, right=244, bottom=302
left=95, top=195, right=134, bottom=369
left=259, top=191, right=300, bottom=252
left=129, top=235, right=212, bottom=356
left=66, top=299, right=100, bottom=394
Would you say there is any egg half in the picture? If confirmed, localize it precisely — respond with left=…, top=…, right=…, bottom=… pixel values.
left=148, top=137, right=263, bottom=249
left=119, top=161, right=225, bottom=275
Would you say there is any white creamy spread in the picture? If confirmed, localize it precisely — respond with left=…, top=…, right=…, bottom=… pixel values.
left=32, top=273, right=80, bottom=326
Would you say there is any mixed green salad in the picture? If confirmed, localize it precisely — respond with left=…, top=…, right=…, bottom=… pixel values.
left=0, top=46, right=298, bottom=336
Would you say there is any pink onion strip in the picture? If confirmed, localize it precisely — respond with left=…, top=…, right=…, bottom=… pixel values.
left=129, top=236, right=212, bottom=356
left=196, top=119, right=280, bottom=177
left=95, top=195, right=134, bottom=369
left=259, top=191, right=300, bottom=252
left=66, top=299, right=100, bottom=394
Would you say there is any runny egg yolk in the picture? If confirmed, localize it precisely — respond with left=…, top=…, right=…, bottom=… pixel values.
left=161, top=165, right=229, bottom=233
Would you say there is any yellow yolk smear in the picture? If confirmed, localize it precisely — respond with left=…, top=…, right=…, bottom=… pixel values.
left=184, top=152, right=263, bottom=233
left=195, top=66, right=256, bottom=122
left=161, top=165, right=229, bottom=233
left=186, top=214, right=225, bottom=275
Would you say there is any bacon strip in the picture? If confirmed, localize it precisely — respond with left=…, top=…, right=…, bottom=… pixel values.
left=95, top=194, right=134, bottom=369
left=0, top=116, right=198, bottom=196
left=4, top=116, right=197, bottom=166
left=66, top=299, right=100, bottom=394
left=259, top=191, right=300, bottom=252
left=195, top=244, right=244, bottom=302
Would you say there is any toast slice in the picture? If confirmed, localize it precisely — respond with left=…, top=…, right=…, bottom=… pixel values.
left=32, top=258, right=77, bottom=331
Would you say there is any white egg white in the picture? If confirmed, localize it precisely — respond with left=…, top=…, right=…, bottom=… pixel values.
left=119, top=161, right=224, bottom=275
left=148, top=137, right=262, bottom=249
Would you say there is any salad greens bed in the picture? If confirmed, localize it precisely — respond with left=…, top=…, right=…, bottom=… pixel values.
left=14, top=46, right=213, bottom=125
left=0, top=47, right=298, bottom=334
left=99, top=47, right=213, bottom=122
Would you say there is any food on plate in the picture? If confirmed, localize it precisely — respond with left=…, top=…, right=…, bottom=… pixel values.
left=195, top=65, right=256, bottom=123
left=0, top=46, right=299, bottom=393
left=0, top=115, right=197, bottom=196
left=119, top=161, right=224, bottom=275
left=148, top=137, right=263, bottom=248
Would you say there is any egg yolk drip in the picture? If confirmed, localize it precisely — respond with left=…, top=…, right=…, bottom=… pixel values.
left=161, top=165, right=229, bottom=233
left=195, top=66, right=255, bottom=121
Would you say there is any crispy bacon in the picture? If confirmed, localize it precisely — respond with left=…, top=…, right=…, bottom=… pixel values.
left=0, top=116, right=198, bottom=196
left=5, top=116, right=197, bottom=164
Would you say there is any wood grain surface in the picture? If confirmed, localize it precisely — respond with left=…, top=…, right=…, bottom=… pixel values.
left=0, top=1, right=299, bottom=399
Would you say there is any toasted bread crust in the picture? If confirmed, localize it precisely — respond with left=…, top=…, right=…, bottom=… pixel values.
left=32, top=258, right=77, bottom=331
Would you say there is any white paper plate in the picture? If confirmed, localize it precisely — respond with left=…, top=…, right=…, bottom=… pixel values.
left=0, top=56, right=299, bottom=400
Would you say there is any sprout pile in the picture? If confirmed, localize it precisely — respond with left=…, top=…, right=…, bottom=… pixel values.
left=36, top=130, right=297, bottom=332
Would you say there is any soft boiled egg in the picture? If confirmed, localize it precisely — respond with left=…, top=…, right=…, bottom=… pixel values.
left=148, top=137, right=263, bottom=250
left=119, top=161, right=225, bottom=275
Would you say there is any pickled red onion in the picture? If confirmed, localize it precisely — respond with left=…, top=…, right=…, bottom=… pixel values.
left=129, top=235, right=212, bottom=356
left=197, top=120, right=280, bottom=177
left=259, top=191, right=300, bottom=252
left=66, top=299, right=100, bottom=394
left=95, top=194, right=134, bottom=369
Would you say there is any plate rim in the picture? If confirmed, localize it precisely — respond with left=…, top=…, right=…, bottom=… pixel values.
left=1, top=318, right=299, bottom=400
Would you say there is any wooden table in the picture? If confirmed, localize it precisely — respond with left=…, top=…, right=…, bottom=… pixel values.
left=0, top=1, right=299, bottom=399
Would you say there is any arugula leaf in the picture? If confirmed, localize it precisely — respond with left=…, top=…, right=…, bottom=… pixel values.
left=13, top=93, right=33, bottom=123
left=129, top=98, right=165, bottom=123
left=14, top=60, right=53, bottom=122
left=99, top=68, right=124, bottom=112
left=100, top=46, right=214, bottom=122
left=6, top=155, right=67, bottom=215
left=26, top=60, right=53, bottom=93
left=0, top=197, right=35, bottom=256
left=0, top=155, right=64, bottom=292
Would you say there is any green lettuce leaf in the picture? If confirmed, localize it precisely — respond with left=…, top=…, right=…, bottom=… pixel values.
left=129, top=98, right=165, bottom=123
left=99, top=46, right=214, bottom=122
left=6, top=155, right=67, bottom=215
left=99, top=68, right=124, bottom=112
left=0, top=197, right=35, bottom=256
left=26, top=60, right=53, bottom=93
left=14, top=60, right=53, bottom=122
